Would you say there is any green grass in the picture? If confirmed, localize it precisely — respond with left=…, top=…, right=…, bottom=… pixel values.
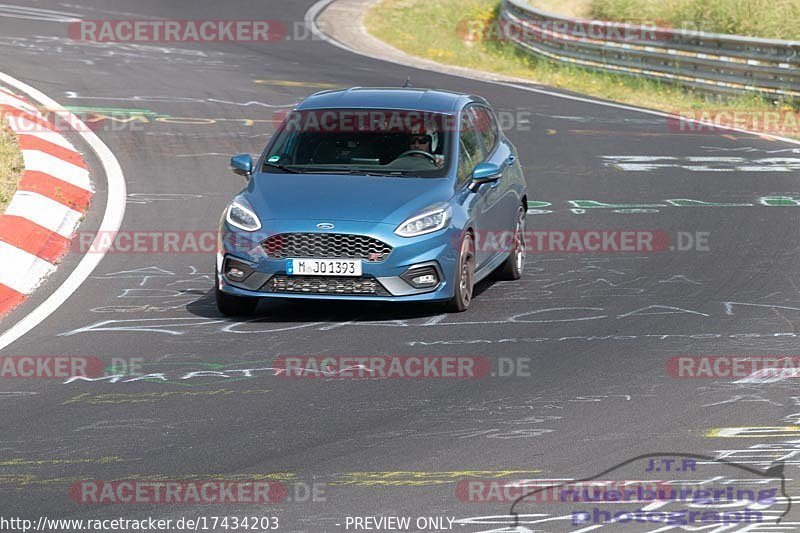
left=589, top=0, right=800, bottom=40
left=365, top=0, right=798, bottom=134
left=527, top=0, right=592, bottom=17
left=0, top=123, right=22, bottom=212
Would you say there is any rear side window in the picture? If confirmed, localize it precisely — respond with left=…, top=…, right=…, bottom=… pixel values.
left=470, top=106, right=498, bottom=154
left=457, top=109, right=486, bottom=183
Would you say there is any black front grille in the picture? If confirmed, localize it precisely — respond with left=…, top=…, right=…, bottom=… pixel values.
left=263, top=233, right=392, bottom=262
left=264, top=275, right=390, bottom=296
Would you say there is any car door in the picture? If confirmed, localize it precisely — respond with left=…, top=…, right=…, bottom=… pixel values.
left=466, top=105, right=515, bottom=264
left=456, top=107, right=492, bottom=268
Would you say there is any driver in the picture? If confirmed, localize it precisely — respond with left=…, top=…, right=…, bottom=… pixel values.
left=409, top=133, right=432, bottom=153
left=405, top=122, right=444, bottom=167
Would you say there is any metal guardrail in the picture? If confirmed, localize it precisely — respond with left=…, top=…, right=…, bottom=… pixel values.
left=498, top=0, right=800, bottom=99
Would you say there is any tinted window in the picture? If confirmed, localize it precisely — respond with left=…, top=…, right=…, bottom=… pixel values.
left=457, top=138, right=474, bottom=184
left=263, top=109, right=451, bottom=177
left=457, top=110, right=486, bottom=183
left=470, top=106, right=498, bottom=154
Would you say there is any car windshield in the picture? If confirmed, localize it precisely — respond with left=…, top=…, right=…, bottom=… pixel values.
left=262, top=109, right=453, bottom=177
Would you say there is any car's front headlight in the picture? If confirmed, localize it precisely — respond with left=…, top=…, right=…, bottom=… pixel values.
left=395, top=204, right=451, bottom=237
left=225, top=195, right=262, bottom=231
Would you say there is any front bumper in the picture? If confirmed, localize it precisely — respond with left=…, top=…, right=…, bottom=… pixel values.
left=217, top=219, right=460, bottom=302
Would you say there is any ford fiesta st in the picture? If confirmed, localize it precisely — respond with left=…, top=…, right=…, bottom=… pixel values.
left=216, top=87, right=527, bottom=315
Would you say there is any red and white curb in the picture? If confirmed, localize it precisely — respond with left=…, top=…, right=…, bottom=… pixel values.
left=0, top=87, right=93, bottom=318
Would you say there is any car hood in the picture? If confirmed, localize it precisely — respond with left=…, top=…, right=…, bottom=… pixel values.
left=247, top=172, right=454, bottom=225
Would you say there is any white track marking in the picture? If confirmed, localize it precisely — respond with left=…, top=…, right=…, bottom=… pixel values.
left=0, top=72, right=126, bottom=351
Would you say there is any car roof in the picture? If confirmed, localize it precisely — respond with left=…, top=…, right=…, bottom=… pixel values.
left=295, top=87, right=487, bottom=114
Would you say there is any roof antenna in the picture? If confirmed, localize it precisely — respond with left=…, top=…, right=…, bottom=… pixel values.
left=402, top=76, right=413, bottom=88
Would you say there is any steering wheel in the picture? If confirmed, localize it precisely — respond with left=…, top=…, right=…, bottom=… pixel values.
left=396, top=150, right=437, bottom=163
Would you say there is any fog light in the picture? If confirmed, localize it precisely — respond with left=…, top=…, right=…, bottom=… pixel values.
left=228, top=268, right=246, bottom=280
left=412, top=274, right=437, bottom=286
left=224, top=258, right=253, bottom=282
left=401, top=265, right=440, bottom=289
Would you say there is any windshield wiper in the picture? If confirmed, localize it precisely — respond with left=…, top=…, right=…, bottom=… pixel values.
left=301, top=168, right=408, bottom=177
left=262, top=162, right=301, bottom=174
left=358, top=170, right=408, bottom=177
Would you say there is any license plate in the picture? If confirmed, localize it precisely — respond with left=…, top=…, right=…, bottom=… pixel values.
left=286, top=258, right=362, bottom=276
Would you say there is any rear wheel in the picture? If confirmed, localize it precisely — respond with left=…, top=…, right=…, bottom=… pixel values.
left=496, top=204, right=526, bottom=280
left=215, top=270, right=260, bottom=316
left=445, top=232, right=475, bottom=312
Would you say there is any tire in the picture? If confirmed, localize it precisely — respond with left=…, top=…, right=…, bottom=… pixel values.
left=495, top=204, right=526, bottom=281
left=215, top=271, right=260, bottom=316
left=445, top=232, right=476, bottom=312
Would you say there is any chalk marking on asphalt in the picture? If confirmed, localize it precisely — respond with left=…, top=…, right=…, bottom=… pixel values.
left=0, top=472, right=297, bottom=488
left=127, top=192, right=203, bottom=203
left=64, top=389, right=272, bottom=404
left=64, top=90, right=298, bottom=108
left=253, top=79, right=338, bottom=89
left=173, top=153, right=228, bottom=158
left=0, top=4, right=81, bottom=22
left=0, top=456, right=129, bottom=467
left=75, top=418, right=158, bottom=431
left=331, top=470, right=542, bottom=487
left=706, top=427, right=800, bottom=438
left=59, top=317, right=225, bottom=337
left=0, top=72, right=126, bottom=350
left=0, top=391, right=38, bottom=399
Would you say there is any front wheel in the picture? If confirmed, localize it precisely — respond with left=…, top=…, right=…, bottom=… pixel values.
left=444, top=232, right=475, bottom=312
left=495, top=204, right=526, bottom=280
left=215, top=271, right=260, bottom=316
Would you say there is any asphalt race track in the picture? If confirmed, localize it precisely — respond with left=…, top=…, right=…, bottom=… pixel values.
left=1, top=1, right=800, bottom=531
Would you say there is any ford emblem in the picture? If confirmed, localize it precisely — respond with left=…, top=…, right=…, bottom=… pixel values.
left=316, top=222, right=335, bottom=230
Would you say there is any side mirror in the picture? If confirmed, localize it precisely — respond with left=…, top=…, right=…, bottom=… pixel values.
left=231, top=154, right=254, bottom=178
left=468, top=162, right=502, bottom=192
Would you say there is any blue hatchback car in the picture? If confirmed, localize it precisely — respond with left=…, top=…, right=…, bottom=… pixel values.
left=216, top=87, right=527, bottom=314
